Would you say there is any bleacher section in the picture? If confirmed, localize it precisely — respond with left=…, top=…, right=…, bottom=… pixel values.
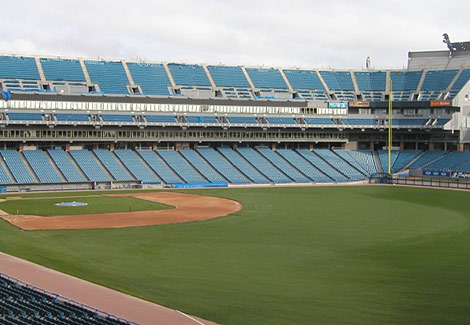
left=0, top=56, right=40, bottom=80
left=7, top=113, right=43, bottom=121
left=266, top=117, right=296, bottom=125
left=217, top=147, right=269, bottom=184
left=84, top=60, right=129, bottom=94
left=257, top=148, right=310, bottom=183
left=407, top=151, right=447, bottom=169
left=93, top=150, right=134, bottom=181
left=126, top=62, right=172, bottom=96
left=22, top=150, right=63, bottom=183
left=168, top=63, right=211, bottom=87
left=296, top=149, right=348, bottom=182
left=144, top=115, right=177, bottom=123
left=185, top=116, right=219, bottom=124
left=0, top=163, right=12, bottom=184
left=227, top=116, right=259, bottom=124
left=425, top=151, right=470, bottom=171
left=54, top=113, right=89, bottom=122
left=336, top=150, right=378, bottom=176
left=314, top=149, right=365, bottom=180
left=156, top=150, right=207, bottom=184
left=100, top=114, right=134, bottom=123
left=0, top=150, right=36, bottom=184
left=333, top=150, right=371, bottom=176
left=196, top=147, right=250, bottom=184
left=304, top=118, right=334, bottom=125
left=245, top=68, right=288, bottom=89
left=341, top=119, right=377, bottom=126
left=392, top=150, right=421, bottom=172
left=390, top=71, right=423, bottom=101
left=113, top=150, right=160, bottom=184
left=47, top=150, right=86, bottom=182
left=0, top=54, right=467, bottom=102
left=69, top=150, right=111, bottom=182
left=40, top=57, right=85, bottom=82
left=207, top=65, right=250, bottom=88
left=378, top=150, right=400, bottom=173
left=0, top=273, right=131, bottom=325
left=179, top=149, right=228, bottom=184
left=137, top=150, right=183, bottom=185
left=283, top=69, right=328, bottom=100
left=276, top=149, right=331, bottom=183
left=0, top=148, right=465, bottom=188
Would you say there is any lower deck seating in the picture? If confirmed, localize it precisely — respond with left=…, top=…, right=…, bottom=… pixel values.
left=0, top=148, right=467, bottom=187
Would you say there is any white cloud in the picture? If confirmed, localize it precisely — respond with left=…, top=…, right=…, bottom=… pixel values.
left=0, top=0, right=468, bottom=69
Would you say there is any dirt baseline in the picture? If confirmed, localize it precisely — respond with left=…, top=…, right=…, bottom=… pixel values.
left=2, top=192, right=242, bottom=231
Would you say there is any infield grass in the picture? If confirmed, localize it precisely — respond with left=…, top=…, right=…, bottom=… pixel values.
left=0, top=186, right=468, bottom=324
left=0, top=194, right=171, bottom=216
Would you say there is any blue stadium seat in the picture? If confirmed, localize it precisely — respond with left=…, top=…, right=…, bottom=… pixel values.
left=234, top=147, right=288, bottom=183
left=93, top=150, right=134, bottom=181
left=179, top=149, right=228, bottom=183
left=69, top=150, right=112, bottom=182
left=275, top=149, right=331, bottom=182
left=47, top=150, right=86, bottom=182
left=127, top=62, right=172, bottom=96
left=138, top=150, right=184, bottom=185
left=354, top=71, right=386, bottom=91
left=0, top=150, right=36, bottom=184
left=85, top=60, right=130, bottom=94
left=256, top=148, right=310, bottom=183
left=23, top=150, right=63, bottom=183
left=207, top=65, right=250, bottom=88
left=296, top=149, right=349, bottom=182
left=114, top=149, right=160, bottom=184
left=55, top=113, right=90, bottom=122
left=156, top=150, right=207, bottom=184
left=0, top=56, right=40, bottom=80
left=196, top=147, right=250, bottom=184
left=168, top=63, right=211, bottom=86
left=144, top=115, right=177, bottom=123
left=314, top=149, right=365, bottom=180
left=40, top=57, right=86, bottom=82
left=217, top=147, right=269, bottom=184
left=245, top=68, right=288, bottom=89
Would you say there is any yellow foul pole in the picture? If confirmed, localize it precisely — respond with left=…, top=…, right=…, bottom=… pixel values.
left=388, top=77, right=393, bottom=175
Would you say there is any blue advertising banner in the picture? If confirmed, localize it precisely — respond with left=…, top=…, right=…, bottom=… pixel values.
left=423, top=170, right=451, bottom=177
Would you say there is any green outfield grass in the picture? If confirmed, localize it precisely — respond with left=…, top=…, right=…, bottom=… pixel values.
left=0, top=186, right=469, bottom=324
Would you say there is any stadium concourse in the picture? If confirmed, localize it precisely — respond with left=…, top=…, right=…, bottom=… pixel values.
left=0, top=40, right=469, bottom=323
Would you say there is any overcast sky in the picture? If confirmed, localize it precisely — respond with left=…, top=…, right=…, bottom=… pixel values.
left=0, top=0, right=468, bottom=69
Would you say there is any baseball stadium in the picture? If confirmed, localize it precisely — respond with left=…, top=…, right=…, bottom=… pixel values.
left=0, top=35, right=469, bottom=324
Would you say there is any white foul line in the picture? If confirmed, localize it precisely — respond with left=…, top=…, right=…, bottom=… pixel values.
left=176, top=310, right=206, bottom=325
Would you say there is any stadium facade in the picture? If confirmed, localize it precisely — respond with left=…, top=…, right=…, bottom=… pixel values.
left=0, top=42, right=469, bottom=191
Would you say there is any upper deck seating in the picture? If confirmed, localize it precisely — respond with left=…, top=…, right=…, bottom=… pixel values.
left=84, top=60, right=130, bottom=94
left=40, top=57, right=86, bottom=82
left=245, top=68, right=288, bottom=89
left=168, top=63, right=211, bottom=86
left=127, top=62, right=172, bottom=96
left=207, top=65, right=250, bottom=88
